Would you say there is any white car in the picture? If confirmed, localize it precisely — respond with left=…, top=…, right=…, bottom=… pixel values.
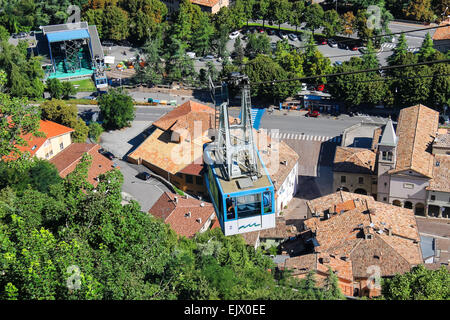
left=186, top=52, right=196, bottom=59
left=229, top=31, right=240, bottom=39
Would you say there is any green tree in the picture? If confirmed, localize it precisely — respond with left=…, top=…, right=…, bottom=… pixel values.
left=403, top=0, right=436, bottom=22
left=88, top=122, right=104, bottom=143
left=304, top=3, right=324, bottom=36
left=233, top=36, right=245, bottom=65
left=417, top=32, right=437, bottom=62
left=323, top=267, right=345, bottom=300
left=0, top=93, right=43, bottom=160
left=61, top=81, right=76, bottom=99
left=0, top=25, right=9, bottom=41
left=289, top=1, right=306, bottom=32
left=255, top=0, right=270, bottom=28
left=133, top=38, right=164, bottom=87
left=243, top=54, right=293, bottom=102
left=46, top=78, right=63, bottom=99
left=271, top=0, right=292, bottom=30
left=123, top=0, right=168, bottom=44
left=303, top=35, right=333, bottom=85
left=103, top=5, right=129, bottom=41
left=382, top=265, right=450, bottom=300
left=322, top=10, right=342, bottom=39
left=97, top=88, right=135, bottom=130
left=191, top=12, right=215, bottom=56
left=245, top=33, right=271, bottom=57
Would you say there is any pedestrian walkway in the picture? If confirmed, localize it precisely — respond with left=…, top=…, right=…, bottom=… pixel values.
left=268, top=131, right=342, bottom=143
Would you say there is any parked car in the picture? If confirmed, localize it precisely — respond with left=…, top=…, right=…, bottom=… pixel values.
left=249, top=27, right=256, bottom=33
left=328, top=39, right=338, bottom=48
left=358, top=47, right=367, bottom=54
left=301, top=83, right=308, bottom=91
left=257, top=27, right=265, bottom=33
left=288, top=33, right=298, bottom=41
left=229, top=31, right=240, bottom=39
left=200, top=55, right=215, bottom=61
left=338, top=42, right=349, bottom=50
left=102, top=40, right=114, bottom=47
left=318, top=38, right=327, bottom=45
left=350, top=44, right=359, bottom=51
left=101, top=151, right=115, bottom=160
left=316, top=84, right=325, bottom=92
left=306, top=110, right=320, bottom=117
left=267, top=29, right=275, bottom=35
left=333, top=61, right=342, bottom=66
left=186, top=51, right=196, bottom=59
left=136, top=172, right=152, bottom=181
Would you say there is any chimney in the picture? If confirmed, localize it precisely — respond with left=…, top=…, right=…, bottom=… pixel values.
left=386, top=227, right=392, bottom=236
left=185, top=211, right=191, bottom=218
left=174, top=196, right=178, bottom=204
left=200, top=202, right=205, bottom=207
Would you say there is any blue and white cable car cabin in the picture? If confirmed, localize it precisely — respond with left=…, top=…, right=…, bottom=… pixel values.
left=204, top=73, right=276, bottom=236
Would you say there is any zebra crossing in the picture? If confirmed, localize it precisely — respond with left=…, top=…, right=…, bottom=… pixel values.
left=381, top=43, right=418, bottom=52
left=268, top=131, right=342, bottom=143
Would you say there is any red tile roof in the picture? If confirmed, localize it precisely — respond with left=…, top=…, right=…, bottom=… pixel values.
left=17, top=120, right=74, bottom=156
left=50, top=143, right=116, bottom=186
left=433, top=19, right=450, bottom=41
left=149, top=192, right=215, bottom=238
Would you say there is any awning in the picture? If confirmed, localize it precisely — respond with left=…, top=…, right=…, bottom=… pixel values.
left=46, top=29, right=90, bottom=43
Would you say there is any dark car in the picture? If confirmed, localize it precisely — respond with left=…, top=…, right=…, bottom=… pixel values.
left=306, top=110, right=320, bottom=117
left=267, top=29, right=275, bottom=35
left=328, top=39, right=337, bottom=47
left=318, top=38, right=327, bottom=45
left=136, top=172, right=152, bottom=181
left=350, top=44, right=359, bottom=51
left=101, top=151, right=115, bottom=160
left=338, top=42, right=349, bottom=50
left=257, top=27, right=264, bottom=33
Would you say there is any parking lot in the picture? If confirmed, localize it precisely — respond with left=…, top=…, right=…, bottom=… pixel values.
left=99, top=120, right=170, bottom=211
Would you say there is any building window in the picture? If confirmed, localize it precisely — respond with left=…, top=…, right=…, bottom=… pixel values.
left=45, top=153, right=49, bottom=159
left=382, top=151, right=393, bottom=161
left=196, top=176, right=203, bottom=185
left=383, top=197, right=387, bottom=201
left=60, top=142, right=64, bottom=150
left=430, top=195, right=436, bottom=201
left=403, top=183, right=414, bottom=189
left=358, top=177, right=364, bottom=184
left=341, top=176, right=346, bottom=183
left=49, top=150, right=53, bottom=157
left=186, top=175, right=193, bottom=184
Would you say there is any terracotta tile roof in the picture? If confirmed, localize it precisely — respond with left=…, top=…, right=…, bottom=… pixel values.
left=240, top=230, right=260, bottom=248
left=333, top=147, right=376, bottom=174
left=427, top=154, right=450, bottom=192
left=16, top=120, right=74, bottom=157
left=433, top=133, right=450, bottom=149
left=191, top=0, right=222, bottom=7
left=152, top=100, right=215, bottom=137
left=306, top=191, right=374, bottom=217
left=281, top=252, right=353, bottom=283
left=349, top=234, right=413, bottom=277
left=371, top=127, right=383, bottom=150
left=432, top=19, right=450, bottom=40
left=149, top=192, right=215, bottom=238
left=390, top=104, right=439, bottom=178
left=259, top=218, right=298, bottom=239
left=303, top=192, right=422, bottom=278
left=50, top=143, right=116, bottom=186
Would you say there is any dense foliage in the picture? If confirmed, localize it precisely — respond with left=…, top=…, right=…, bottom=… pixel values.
left=97, top=88, right=135, bottom=130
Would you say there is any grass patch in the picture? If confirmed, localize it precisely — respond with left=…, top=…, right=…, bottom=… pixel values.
left=66, top=99, right=98, bottom=105
left=173, top=186, right=185, bottom=196
left=70, top=79, right=97, bottom=92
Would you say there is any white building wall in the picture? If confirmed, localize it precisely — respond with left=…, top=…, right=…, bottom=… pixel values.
left=276, top=162, right=299, bottom=215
